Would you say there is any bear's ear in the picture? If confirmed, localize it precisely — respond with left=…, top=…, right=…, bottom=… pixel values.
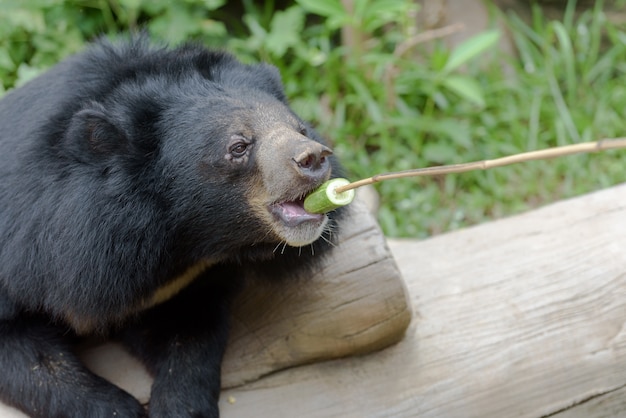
left=255, top=63, right=288, bottom=102
left=64, top=105, right=127, bottom=158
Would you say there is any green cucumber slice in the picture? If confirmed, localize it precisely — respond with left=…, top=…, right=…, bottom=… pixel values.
left=304, top=178, right=355, bottom=214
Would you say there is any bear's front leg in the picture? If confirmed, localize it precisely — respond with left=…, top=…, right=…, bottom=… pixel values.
left=0, top=318, right=146, bottom=418
left=120, top=273, right=241, bottom=418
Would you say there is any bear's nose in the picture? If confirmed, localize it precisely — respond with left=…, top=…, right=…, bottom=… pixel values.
left=293, top=144, right=332, bottom=182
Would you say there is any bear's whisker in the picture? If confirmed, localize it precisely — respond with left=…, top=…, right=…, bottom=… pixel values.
left=319, top=233, right=336, bottom=248
left=272, top=241, right=285, bottom=254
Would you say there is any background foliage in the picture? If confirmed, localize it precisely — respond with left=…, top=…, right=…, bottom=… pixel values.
left=2, top=0, right=626, bottom=237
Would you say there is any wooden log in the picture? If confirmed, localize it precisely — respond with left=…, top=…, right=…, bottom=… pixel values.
left=221, top=198, right=412, bottom=388
left=215, top=183, right=626, bottom=417
left=550, top=385, right=626, bottom=417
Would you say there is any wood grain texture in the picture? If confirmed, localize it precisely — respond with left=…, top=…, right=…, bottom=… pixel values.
left=222, top=198, right=412, bottom=387
left=550, top=384, right=626, bottom=418
left=216, top=184, right=626, bottom=418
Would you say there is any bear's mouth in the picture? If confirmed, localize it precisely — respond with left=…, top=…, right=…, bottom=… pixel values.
left=269, top=198, right=325, bottom=228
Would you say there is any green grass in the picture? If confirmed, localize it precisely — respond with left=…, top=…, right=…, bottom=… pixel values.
left=331, top=0, right=626, bottom=238
left=290, top=0, right=626, bottom=238
left=2, top=0, right=626, bottom=238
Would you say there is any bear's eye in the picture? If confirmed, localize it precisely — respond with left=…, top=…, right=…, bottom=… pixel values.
left=299, top=126, right=308, bottom=136
left=229, top=142, right=248, bottom=158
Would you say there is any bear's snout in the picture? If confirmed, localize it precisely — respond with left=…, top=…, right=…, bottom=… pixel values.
left=293, top=143, right=333, bottom=184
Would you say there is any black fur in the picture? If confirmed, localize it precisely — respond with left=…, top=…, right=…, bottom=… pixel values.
left=0, top=37, right=344, bottom=418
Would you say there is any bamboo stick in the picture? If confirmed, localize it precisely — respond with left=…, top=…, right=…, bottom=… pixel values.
left=334, top=137, right=626, bottom=194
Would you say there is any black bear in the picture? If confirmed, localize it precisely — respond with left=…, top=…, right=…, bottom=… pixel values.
left=0, top=36, right=345, bottom=418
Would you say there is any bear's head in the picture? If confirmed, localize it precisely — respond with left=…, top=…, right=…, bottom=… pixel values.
left=60, top=44, right=340, bottom=262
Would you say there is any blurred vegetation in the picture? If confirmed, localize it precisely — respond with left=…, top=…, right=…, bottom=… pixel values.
left=1, top=0, right=626, bottom=237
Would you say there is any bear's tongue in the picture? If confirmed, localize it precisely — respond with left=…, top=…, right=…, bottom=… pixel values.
left=271, top=200, right=324, bottom=227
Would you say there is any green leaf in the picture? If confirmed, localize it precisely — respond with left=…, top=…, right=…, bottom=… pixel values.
left=346, top=73, right=383, bottom=123
left=243, top=13, right=268, bottom=40
left=422, top=142, right=458, bottom=164
left=295, top=0, right=346, bottom=18
left=441, top=75, right=485, bottom=107
left=442, top=30, right=500, bottom=73
left=353, top=0, right=370, bottom=20
left=200, top=0, right=227, bottom=9
left=266, top=6, right=305, bottom=56
left=0, top=50, right=15, bottom=72
left=551, top=21, right=576, bottom=101
left=3, top=9, right=46, bottom=33
left=362, top=0, right=412, bottom=31
left=0, top=0, right=56, bottom=12
left=295, top=0, right=349, bottom=28
left=432, top=119, right=472, bottom=148
left=148, top=7, right=201, bottom=43
left=14, top=64, right=42, bottom=87
left=118, top=0, right=142, bottom=10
